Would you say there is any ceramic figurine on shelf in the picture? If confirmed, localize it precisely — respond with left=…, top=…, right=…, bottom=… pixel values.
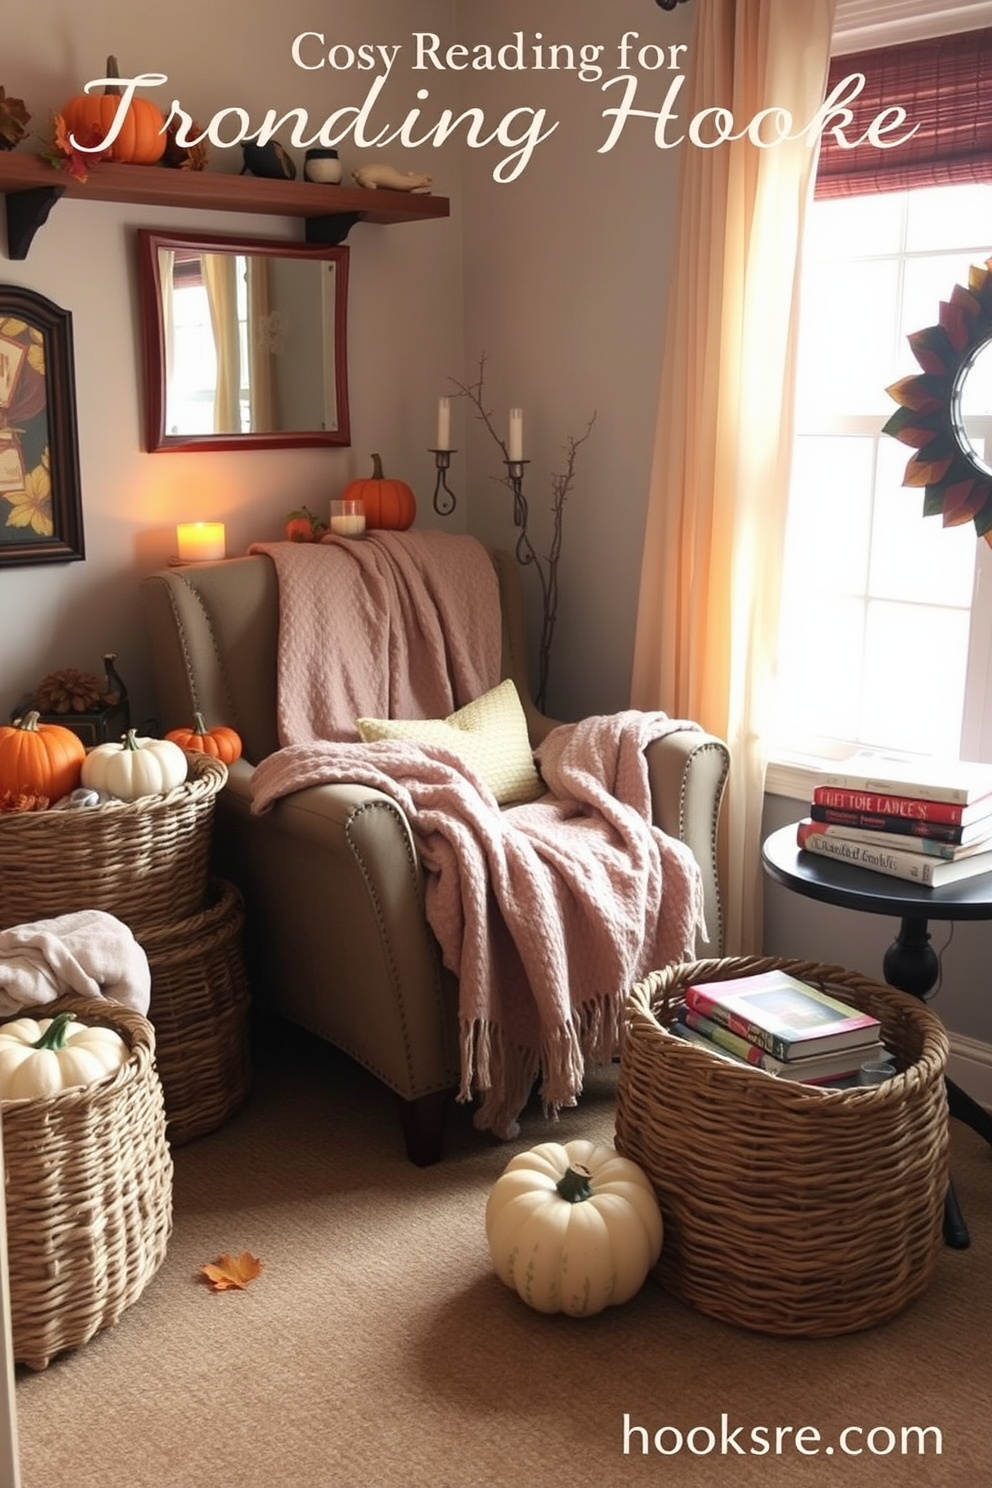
left=304, top=148, right=343, bottom=184
left=241, top=140, right=296, bottom=179
left=352, top=163, right=433, bottom=193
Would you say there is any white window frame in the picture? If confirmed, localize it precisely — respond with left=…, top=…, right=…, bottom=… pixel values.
left=767, top=185, right=992, bottom=799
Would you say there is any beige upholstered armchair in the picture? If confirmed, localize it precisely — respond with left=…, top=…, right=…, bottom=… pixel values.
left=141, top=543, right=729, bottom=1163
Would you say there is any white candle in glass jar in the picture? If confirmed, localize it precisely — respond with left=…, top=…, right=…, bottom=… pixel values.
left=329, top=499, right=366, bottom=536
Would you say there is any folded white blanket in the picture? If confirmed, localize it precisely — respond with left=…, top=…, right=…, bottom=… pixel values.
left=0, top=910, right=151, bottom=1017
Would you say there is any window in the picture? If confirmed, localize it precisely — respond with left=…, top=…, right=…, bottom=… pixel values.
left=769, top=180, right=992, bottom=766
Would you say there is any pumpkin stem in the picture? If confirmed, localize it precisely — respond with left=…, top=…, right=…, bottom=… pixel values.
left=16, top=711, right=42, bottom=733
left=370, top=452, right=384, bottom=480
left=556, top=1164, right=594, bottom=1204
left=33, top=1013, right=75, bottom=1052
left=192, top=711, right=209, bottom=735
left=121, top=729, right=141, bottom=752
left=104, top=55, right=122, bottom=97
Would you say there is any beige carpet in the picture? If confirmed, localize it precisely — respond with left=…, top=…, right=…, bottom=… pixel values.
left=13, top=1018, right=992, bottom=1488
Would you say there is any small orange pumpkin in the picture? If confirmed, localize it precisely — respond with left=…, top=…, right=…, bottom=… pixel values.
left=0, top=711, right=85, bottom=801
left=165, top=711, right=243, bottom=764
left=61, top=55, right=166, bottom=165
left=342, top=453, right=417, bottom=531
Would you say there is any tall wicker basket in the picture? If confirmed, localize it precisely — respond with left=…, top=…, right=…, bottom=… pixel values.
left=615, top=956, right=949, bottom=1338
left=0, top=754, right=227, bottom=937
left=2, top=992, right=173, bottom=1371
left=137, top=879, right=252, bottom=1146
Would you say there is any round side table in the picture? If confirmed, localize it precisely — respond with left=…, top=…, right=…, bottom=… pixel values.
left=762, top=822, right=992, bottom=1248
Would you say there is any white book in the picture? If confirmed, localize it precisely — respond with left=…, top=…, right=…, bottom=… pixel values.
left=796, top=822, right=992, bottom=887
left=801, top=819, right=992, bottom=861
left=817, top=751, right=992, bottom=807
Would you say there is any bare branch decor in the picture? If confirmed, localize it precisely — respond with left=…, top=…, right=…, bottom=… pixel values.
left=450, top=355, right=595, bottom=710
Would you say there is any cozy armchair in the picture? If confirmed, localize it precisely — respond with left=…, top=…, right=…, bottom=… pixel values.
left=141, top=543, right=729, bottom=1163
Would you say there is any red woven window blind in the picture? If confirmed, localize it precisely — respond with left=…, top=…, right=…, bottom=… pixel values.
left=815, top=28, right=992, bottom=197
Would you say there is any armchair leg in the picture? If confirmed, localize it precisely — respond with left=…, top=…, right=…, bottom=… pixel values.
left=397, top=1088, right=453, bottom=1166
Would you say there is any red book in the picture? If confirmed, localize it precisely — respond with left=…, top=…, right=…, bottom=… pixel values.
left=811, top=785, right=992, bottom=828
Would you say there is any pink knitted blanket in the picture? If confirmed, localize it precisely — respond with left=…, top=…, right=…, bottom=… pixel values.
left=249, top=532, right=503, bottom=745
left=251, top=711, right=704, bottom=1139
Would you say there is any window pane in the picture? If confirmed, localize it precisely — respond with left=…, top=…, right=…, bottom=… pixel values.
left=805, top=193, right=904, bottom=261
left=783, top=436, right=874, bottom=593
left=869, top=439, right=977, bottom=606
left=772, top=595, right=865, bottom=744
left=796, top=261, right=899, bottom=418
left=905, top=184, right=992, bottom=253
left=860, top=601, right=969, bottom=756
left=900, top=252, right=991, bottom=348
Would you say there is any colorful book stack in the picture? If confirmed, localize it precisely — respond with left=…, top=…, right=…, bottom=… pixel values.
left=796, top=751, right=992, bottom=887
left=670, top=969, right=886, bottom=1086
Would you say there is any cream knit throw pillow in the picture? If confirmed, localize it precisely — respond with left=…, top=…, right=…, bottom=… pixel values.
left=357, top=678, right=544, bottom=805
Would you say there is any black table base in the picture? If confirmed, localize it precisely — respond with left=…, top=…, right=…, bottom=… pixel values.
left=884, top=913, right=992, bottom=1249
left=762, top=825, right=992, bottom=1253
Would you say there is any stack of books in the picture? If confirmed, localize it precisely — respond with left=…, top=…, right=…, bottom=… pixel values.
left=669, top=969, right=886, bottom=1086
left=796, top=751, right=992, bottom=887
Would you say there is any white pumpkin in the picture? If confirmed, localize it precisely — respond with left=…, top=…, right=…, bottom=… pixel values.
left=81, top=729, right=188, bottom=801
left=485, top=1138, right=663, bottom=1317
left=0, top=1012, right=129, bottom=1102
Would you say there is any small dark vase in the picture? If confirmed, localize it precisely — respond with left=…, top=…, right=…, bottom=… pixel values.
left=241, top=141, right=296, bottom=179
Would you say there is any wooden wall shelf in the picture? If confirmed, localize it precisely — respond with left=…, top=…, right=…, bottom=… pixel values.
left=0, top=152, right=450, bottom=259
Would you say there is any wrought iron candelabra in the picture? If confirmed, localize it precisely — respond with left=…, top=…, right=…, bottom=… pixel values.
left=428, top=448, right=458, bottom=515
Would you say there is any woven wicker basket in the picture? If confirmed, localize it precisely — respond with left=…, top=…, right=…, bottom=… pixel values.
left=615, top=956, right=949, bottom=1338
left=0, top=753, right=227, bottom=938
left=2, top=992, right=173, bottom=1371
left=138, top=878, right=252, bottom=1146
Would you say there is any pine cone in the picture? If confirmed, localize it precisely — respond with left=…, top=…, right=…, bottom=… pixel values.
left=34, top=667, right=103, bottom=714
left=0, top=88, right=30, bottom=151
left=162, top=118, right=208, bottom=171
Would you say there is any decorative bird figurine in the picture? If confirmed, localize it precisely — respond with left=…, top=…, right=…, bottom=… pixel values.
left=352, top=163, right=433, bottom=193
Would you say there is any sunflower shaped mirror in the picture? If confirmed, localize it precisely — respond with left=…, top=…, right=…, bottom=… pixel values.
left=884, top=256, right=992, bottom=542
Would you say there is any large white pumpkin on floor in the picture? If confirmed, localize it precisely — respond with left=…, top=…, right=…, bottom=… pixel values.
left=485, top=1139, right=663, bottom=1316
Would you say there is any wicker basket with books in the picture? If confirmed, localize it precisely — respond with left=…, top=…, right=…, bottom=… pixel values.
left=616, top=955, right=949, bottom=1338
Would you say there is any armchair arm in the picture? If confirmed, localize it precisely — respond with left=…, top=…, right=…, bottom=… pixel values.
left=215, top=761, right=458, bottom=1099
left=645, top=730, right=730, bottom=955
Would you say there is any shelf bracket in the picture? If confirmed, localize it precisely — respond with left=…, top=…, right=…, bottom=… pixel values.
left=305, top=212, right=362, bottom=246
left=4, top=185, right=66, bottom=260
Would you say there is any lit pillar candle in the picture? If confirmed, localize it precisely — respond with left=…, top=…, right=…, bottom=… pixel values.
left=508, top=407, right=524, bottom=461
left=436, top=396, right=451, bottom=450
left=176, top=522, right=226, bottom=562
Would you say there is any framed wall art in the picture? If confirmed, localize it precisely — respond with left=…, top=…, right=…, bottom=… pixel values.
left=0, top=285, right=84, bottom=566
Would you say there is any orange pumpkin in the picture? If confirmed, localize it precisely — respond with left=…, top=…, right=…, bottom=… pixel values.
left=343, top=453, right=417, bottom=531
left=61, top=55, right=166, bottom=165
left=165, top=711, right=243, bottom=764
left=0, top=711, right=85, bottom=801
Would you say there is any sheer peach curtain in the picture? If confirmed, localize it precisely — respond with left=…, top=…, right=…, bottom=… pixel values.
left=202, top=252, right=241, bottom=434
left=631, top=0, right=836, bottom=953
left=246, top=257, right=274, bottom=432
